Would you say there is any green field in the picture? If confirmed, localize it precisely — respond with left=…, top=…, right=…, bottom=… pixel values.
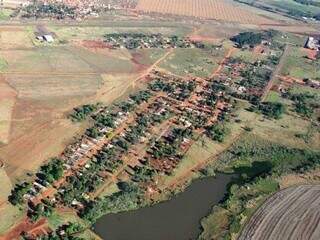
left=281, top=47, right=320, bottom=80
left=236, top=0, right=320, bottom=18
left=160, top=48, right=226, bottom=78
left=0, top=9, right=13, bottom=20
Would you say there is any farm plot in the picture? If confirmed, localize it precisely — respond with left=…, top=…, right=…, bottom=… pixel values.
left=135, top=0, right=277, bottom=24
left=239, top=185, right=320, bottom=240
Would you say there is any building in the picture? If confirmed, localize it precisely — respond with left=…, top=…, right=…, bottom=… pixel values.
left=43, top=35, right=54, bottom=43
left=305, top=36, right=320, bottom=50
left=36, top=34, right=54, bottom=43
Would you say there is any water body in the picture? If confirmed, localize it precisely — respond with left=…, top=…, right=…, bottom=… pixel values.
left=94, top=173, right=235, bottom=240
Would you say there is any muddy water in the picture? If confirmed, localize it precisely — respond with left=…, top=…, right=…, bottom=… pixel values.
left=93, top=173, right=234, bottom=240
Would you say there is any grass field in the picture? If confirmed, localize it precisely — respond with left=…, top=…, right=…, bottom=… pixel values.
left=281, top=47, right=320, bottom=80
left=0, top=9, right=13, bottom=20
left=0, top=203, right=24, bottom=235
left=236, top=0, right=320, bottom=18
left=159, top=48, right=225, bottom=78
left=233, top=48, right=268, bottom=63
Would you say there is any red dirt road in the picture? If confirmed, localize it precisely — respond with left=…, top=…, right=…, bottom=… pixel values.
left=211, top=47, right=236, bottom=78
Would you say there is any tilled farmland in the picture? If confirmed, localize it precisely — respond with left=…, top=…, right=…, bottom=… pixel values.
left=239, top=185, right=320, bottom=240
left=135, top=0, right=276, bottom=24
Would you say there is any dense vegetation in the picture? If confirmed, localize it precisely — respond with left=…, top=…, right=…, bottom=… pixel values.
left=22, top=2, right=76, bottom=19
left=104, top=33, right=207, bottom=49
left=206, top=124, right=229, bottom=142
left=80, top=182, right=143, bottom=223
left=284, top=91, right=319, bottom=118
left=294, top=0, right=320, bottom=7
left=37, top=158, right=64, bottom=184
left=248, top=101, right=285, bottom=119
left=69, top=104, right=99, bottom=122
left=230, top=32, right=263, bottom=48
left=256, top=102, right=286, bottom=119
left=8, top=182, right=31, bottom=205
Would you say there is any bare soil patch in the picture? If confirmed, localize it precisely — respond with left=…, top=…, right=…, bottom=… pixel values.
left=80, top=40, right=111, bottom=50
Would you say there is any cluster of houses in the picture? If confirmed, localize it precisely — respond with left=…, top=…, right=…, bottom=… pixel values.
left=104, top=33, right=205, bottom=50
left=62, top=111, right=128, bottom=168
left=21, top=67, right=233, bottom=207
left=22, top=108, right=129, bottom=202
left=142, top=71, right=231, bottom=174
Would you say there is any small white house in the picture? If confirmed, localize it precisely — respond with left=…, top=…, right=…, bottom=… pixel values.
left=43, top=35, right=54, bottom=43
left=36, top=34, right=54, bottom=43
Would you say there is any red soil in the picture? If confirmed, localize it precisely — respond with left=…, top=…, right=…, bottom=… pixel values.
left=303, top=48, right=318, bottom=60
left=81, top=40, right=111, bottom=49
left=0, top=218, right=47, bottom=240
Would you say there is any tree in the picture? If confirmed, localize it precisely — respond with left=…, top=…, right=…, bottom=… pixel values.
left=231, top=32, right=263, bottom=48
left=39, top=158, right=64, bottom=183
left=206, top=124, right=229, bottom=142
left=8, top=182, right=31, bottom=205
left=257, top=102, right=285, bottom=119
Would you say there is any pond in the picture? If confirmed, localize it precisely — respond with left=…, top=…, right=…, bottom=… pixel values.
left=93, top=173, right=234, bottom=240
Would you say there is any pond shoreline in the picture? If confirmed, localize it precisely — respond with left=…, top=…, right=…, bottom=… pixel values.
left=93, top=173, right=235, bottom=240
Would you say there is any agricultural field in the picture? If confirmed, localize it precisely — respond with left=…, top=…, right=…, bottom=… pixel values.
left=239, top=185, right=320, bottom=240
left=135, top=0, right=278, bottom=24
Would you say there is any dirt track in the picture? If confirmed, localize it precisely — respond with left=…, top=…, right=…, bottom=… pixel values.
left=261, top=44, right=290, bottom=101
left=239, top=185, right=320, bottom=240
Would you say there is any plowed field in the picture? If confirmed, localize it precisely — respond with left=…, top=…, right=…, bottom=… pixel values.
left=239, top=185, right=320, bottom=240
left=135, top=0, right=277, bottom=24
